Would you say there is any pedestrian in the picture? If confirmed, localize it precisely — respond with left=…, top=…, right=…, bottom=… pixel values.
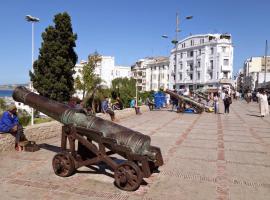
left=112, top=97, right=123, bottom=110
left=256, top=90, right=269, bottom=117
left=0, top=105, right=26, bottom=151
left=171, top=90, right=178, bottom=111
left=101, top=97, right=116, bottom=121
left=213, top=93, right=219, bottom=114
left=146, top=97, right=155, bottom=111
left=223, top=91, right=232, bottom=114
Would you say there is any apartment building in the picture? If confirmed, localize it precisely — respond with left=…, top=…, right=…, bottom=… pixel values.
left=131, top=57, right=169, bottom=92
left=169, top=33, right=234, bottom=91
left=74, top=56, right=131, bottom=99
left=243, top=56, right=270, bottom=90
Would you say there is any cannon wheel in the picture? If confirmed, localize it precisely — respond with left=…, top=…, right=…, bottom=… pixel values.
left=52, top=152, right=75, bottom=177
left=114, top=161, right=143, bottom=191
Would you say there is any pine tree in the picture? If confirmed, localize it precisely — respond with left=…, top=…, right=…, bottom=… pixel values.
left=30, top=12, right=77, bottom=102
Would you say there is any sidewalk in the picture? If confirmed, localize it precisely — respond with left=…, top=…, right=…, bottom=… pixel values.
left=0, top=100, right=269, bottom=200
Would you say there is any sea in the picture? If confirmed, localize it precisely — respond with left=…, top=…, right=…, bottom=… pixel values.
left=0, top=90, right=13, bottom=98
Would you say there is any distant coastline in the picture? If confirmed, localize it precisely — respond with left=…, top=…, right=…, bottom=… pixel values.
left=0, top=83, right=28, bottom=91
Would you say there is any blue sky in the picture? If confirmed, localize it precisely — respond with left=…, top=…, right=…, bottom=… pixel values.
left=0, top=0, right=269, bottom=84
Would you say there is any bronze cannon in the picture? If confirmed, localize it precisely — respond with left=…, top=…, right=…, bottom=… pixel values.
left=13, top=86, right=163, bottom=191
left=165, top=89, right=205, bottom=113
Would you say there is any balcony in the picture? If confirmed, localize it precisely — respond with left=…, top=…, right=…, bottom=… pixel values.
left=221, top=65, right=231, bottom=72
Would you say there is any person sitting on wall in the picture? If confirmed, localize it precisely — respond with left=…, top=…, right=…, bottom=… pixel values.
left=101, top=97, right=116, bottom=121
left=0, top=105, right=26, bottom=151
left=112, top=97, right=123, bottom=110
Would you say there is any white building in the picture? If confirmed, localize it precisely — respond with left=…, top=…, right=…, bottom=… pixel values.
left=74, top=56, right=131, bottom=99
left=169, top=33, right=234, bottom=91
left=131, top=57, right=169, bottom=92
left=243, top=56, right=270, bottom=91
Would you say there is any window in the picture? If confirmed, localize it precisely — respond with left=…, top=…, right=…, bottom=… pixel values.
left=189, top=63, right=194, bottom=71
left=179, top=73, right=182, bottom=80
left=198, top=61, right=201, bottom=68
left=190, top=40, right=194, bottom=46
left=180, top=63, right=183, bottom=69
left=190, top=74, right=193, bottom=80
left=189, top=51, right=193, bottom=57
left=182, top=43, right=185, bottom=48
left=222, top=46, right=226, bottom=53
left=210, top=47, right=214, bottom=54
left=210, top=60, right=214, bottom=69
left=223, top=59, right=229, bottom=66
left=200, top=39, right=204, bottom=44
left=209, top=72, right=213, bottom=79
left=180, top=53, right=183, bottom=58
left=197, top=72, right=200, bottom=80
left=198, top=49, right=202, bottom=55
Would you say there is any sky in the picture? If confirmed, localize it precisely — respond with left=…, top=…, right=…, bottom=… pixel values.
left=0, top=0, right=270, bottom=85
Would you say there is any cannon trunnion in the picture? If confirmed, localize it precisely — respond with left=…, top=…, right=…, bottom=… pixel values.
left=13, top=86, right=163, bottom=191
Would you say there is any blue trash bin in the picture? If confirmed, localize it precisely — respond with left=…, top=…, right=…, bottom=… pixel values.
left=154, top=91, right=165, bottom=109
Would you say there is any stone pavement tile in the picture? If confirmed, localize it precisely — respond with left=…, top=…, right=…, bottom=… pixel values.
left=182, top=138, right=218, bottom=149
left=225, top=150, right=270, bottom=166
left=227, top=163, right=270, bottom=184
left=229, top=184, right=270, bottom=200
left=175, top=146, right=217, bottom=161
left=223, top=135, right=259, bottom=143
left=222, top=130, right=251, bottom=136
left=164, top=158, right=217, bottom=179
left=189, top=128, right=218, bottom=135
left=142, top=176, right=217, bottom=200
left=224, top=141, right=268, bottom=152
left=188, top=132, right=218, bottom=140
left=0, top=183, right=49, bottom=200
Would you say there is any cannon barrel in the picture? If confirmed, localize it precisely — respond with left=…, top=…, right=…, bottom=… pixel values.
left=13, top=87, right=153, bottom=158
left=165, top=89, right=205, bottom=113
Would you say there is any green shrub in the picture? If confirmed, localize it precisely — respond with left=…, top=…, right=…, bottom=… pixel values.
left=17, top=110, right=31, bottom=127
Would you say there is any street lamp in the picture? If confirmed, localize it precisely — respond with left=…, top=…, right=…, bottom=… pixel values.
left=26, top=15, right=40, bottom=125
left=162, top=13, right=193, bottom=90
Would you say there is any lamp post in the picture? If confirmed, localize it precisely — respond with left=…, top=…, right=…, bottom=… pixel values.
left=162, top=13, right=193, bottom=90
left=26, top=15, right=40, bottom=125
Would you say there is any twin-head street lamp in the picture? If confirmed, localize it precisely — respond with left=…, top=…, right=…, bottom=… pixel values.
left=25, top=15, right=40, bottom=125
left=162, top=13, right=193, bottom=90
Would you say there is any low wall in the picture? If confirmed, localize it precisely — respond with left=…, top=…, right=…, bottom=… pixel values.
left=0, top=106, right=149, bottom=152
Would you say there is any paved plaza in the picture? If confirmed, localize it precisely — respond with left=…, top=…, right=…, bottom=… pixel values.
left=0, top=100, right=270, bottom=200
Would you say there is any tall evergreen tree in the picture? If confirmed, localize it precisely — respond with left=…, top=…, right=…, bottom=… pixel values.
left=30, top=12, right=77, bottom=102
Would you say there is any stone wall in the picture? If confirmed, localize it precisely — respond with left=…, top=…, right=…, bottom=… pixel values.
left=0, top=106, right=149, bottom=152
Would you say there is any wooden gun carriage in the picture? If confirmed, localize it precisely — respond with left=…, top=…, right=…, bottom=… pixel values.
left=13, top=87, right=163, bottom=191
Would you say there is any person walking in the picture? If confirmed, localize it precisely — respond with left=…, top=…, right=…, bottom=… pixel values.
left=213, top=93, right=219, bottom=114
left=256, top=90, right=269, bottom=117
left=223, top=91, right=232, bottom=114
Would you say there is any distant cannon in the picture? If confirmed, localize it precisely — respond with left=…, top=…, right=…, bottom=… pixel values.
left=165, top=89, right=205, bottom=113
left=13, top=86, right=163, bottom=191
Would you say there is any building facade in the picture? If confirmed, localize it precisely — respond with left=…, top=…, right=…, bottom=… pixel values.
left=74, top=56, right=131, bottom=99
left=243, top=56, right=270, bottom=91
left=131, top=57, right=169, bottom=92
left=169, top=33, right=234, bottom=91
